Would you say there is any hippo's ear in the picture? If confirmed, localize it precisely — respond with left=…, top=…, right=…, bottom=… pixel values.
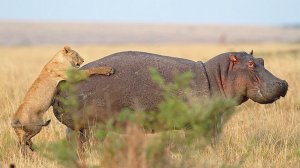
left=257, top=58, right=264, bottom=66
left=229, top=53, right=238, bottom=64
left=249, top=50, right=253, bottom=55
left=63, top=45, right=72, bottom=54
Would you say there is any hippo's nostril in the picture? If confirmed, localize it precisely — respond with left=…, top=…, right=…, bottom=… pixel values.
left=261, top=79, right=288, bottom=100
left=282, top=80, right=288, bottom=87
left=279, top=80, right=288, bottom=97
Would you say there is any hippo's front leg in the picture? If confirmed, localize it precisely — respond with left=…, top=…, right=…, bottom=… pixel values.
left=212, top=113, right=224, bottom=145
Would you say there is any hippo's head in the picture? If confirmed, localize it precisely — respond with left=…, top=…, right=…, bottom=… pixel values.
left=205, top=51, right=288, bottom=104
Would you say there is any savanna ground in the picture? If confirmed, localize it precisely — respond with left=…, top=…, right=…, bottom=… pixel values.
left=0, top=43, right=300, bottom=167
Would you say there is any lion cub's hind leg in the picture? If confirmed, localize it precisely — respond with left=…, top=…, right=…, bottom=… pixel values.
left=84, top=66, right=114, bottom=76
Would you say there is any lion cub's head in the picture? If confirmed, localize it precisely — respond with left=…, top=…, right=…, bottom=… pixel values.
left=54, top=45, right=84, bottom=68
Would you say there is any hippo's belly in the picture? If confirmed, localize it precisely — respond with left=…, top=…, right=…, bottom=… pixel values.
left=53, top=51, right=208, bottom=129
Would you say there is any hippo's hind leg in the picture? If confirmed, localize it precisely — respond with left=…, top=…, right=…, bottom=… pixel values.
left=65, top=127, right=73, bottom=141
left=79, top=129, right=90, bottom=144
left=66, top=128, right=90, bottom=151
left=77, top=129, right=91, bottom=152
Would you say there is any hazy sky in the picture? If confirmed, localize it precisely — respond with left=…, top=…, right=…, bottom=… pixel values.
left=1, top=0, right=299, bottom=25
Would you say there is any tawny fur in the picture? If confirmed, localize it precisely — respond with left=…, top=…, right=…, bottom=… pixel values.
left=11, top=46, right=113, bottom=151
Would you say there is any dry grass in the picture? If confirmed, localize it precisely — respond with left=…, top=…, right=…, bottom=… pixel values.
left=0, top=43, right=300, bottom=167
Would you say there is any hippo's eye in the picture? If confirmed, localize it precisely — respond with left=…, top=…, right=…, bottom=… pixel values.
left=248, top=61, right=255, bottom=69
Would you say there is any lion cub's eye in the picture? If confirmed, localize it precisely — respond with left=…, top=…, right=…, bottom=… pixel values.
left=248, top=61, right=255, bottom=68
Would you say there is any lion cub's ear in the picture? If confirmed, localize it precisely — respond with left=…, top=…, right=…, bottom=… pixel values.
left=63, top=45, right=72, bottom=54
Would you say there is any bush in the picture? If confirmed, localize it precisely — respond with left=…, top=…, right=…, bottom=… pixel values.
left=39, top=68, right=237, bottom=168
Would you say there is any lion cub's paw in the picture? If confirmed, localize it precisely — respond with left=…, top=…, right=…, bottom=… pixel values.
left=97, top=66, right=114, bottom=76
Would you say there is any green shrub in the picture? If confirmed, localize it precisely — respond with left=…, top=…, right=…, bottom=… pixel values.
left=40, top=67, right=237, bottom=168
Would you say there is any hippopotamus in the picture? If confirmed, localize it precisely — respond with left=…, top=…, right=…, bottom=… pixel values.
left=52, top=51, right=288, bottom=134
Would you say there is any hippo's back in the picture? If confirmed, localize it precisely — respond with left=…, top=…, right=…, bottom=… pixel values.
left=54, top=51, right=207, bottom=129
left=83, top=51, right=196, bottom=72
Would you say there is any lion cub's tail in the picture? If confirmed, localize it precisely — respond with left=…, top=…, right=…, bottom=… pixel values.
left=11, top=119, right=51, bottom=128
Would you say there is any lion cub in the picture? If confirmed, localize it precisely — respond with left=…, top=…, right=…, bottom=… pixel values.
left=11, top=46, right=113, bottom=151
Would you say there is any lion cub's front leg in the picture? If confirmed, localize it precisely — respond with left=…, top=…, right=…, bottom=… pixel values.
left=84, top=66, right=114, bottom=76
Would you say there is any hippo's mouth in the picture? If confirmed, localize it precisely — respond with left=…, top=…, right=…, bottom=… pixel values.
left=252, top=89, right=286, bottom=104
left=247, top=86, right=287, bottom=104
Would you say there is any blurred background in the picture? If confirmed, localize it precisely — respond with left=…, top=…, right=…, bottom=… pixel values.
left=0, top=0, right=300, bottom=45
